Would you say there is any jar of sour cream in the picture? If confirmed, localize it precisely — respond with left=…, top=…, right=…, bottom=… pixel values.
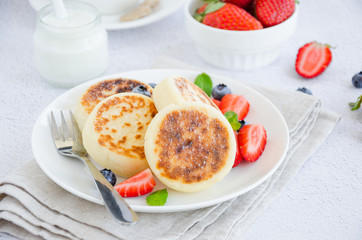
left=34, top=1, right=108, bottom=88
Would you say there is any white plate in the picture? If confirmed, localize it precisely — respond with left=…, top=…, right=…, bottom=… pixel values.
left=32, top=69, right=289, bottom=213
left=28, top=0, right=185, bottom=30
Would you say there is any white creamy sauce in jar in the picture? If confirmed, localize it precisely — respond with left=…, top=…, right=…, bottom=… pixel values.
left=42, top=9, right=95, bottom=28
left=34, top=2, right=108, bottom=88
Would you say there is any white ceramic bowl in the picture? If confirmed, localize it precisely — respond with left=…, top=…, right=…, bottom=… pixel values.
left=184, top=0, right=298, bottom=70
left=82, top=0, right=141, bottom=15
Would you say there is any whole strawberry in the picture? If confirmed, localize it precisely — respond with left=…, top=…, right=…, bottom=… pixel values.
left=223, top=0, right=254, bottom=9
left=194, top=1, right=263, bottom=31
left=255, top=0, right=295, bottom=27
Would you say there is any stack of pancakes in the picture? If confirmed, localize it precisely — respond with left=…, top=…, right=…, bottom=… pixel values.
left=76, top=75, right=236, bottom=192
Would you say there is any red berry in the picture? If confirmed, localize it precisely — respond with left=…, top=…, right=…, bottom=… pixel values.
left=233, top=131, right=243, bottom=167
left=194, top=2, right=263, bottom=31
left=115, top=169, right=156, bottom=197
left=224, top=0, right=253, bottom=10
left=238, top=124, right=267, bottom=162
left=219, top=94, right=250, bottom=121
left=255, top=0, right=295, bottom=27
left=295, top=41, right=333, bottom=78
left=223, top=0, right=254, bottom=9
left=211, top=98, right=221, bottom=108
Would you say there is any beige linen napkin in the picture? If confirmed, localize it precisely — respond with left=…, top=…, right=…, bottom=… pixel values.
left=0, top=58, right=341, bottom=240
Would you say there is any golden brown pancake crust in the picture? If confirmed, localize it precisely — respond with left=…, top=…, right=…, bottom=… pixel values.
left=155, top=109, right=229, bottom=183
left=81, top=78, right=153, bottom=115
left=174, top=77, right=218, bottom=109
left=94, top=94, right=157, bottom=159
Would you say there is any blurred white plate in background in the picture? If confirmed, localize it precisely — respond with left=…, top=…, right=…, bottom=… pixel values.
left=28, top=0, right=185, bottom=30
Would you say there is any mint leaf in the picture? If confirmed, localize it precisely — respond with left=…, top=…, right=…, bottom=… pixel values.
left=146, top=189, right=168, bottom=206
left=224, top=111, right=238, bottom=123
left=224, top=111, right=241, bottom=131
left=231, top=122, right=241, bottom=131
left=194, top=73, right=213, bottom=97
left=350, top=95, right=362, bottom=111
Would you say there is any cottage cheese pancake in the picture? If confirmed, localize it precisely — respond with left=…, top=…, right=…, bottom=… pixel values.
left=144, top=103, right=236, bottom=192
left=82, top=93, right=158, bottom=178
left=152, top=75, right=218, bottom=112
left=75, top=78, right=153, bottom=131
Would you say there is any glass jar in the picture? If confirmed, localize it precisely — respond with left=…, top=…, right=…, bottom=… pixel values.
left=34, top=1, right=108, bottom=88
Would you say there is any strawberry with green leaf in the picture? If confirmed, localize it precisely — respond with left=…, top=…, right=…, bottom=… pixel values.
left=194, top=0, right=263, bottom=31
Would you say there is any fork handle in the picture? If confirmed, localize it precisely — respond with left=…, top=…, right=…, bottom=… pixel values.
left=79, top=155, right=138, bottom=225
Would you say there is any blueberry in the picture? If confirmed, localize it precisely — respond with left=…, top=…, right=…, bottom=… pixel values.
left=149, top=83, right=157, bottom=88
left=296, top=87, right=313, bottom=95
left=237, top=120, right=248, bottom=132
left=100, top=169, right=117, bottom=186
left=132, top=85, right=152, bottom=97
left=352, top=72, right=362, bottom=88
left=212, top=83, right=231, bottom=100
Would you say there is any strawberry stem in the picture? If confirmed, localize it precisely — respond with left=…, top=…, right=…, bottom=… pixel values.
left=193, top=13, right=203, bottom=22
left=193, top=0, right=225, bottom=23
left=204, top=2, right=225, bottom=15
left=325, top=44, right=337, bottom=49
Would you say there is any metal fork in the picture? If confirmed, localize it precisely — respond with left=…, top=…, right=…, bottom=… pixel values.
left=50, top=110, right=138, bottom=225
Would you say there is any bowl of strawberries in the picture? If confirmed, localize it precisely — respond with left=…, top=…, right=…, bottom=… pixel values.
left=185, top=0, right=298, bottom=70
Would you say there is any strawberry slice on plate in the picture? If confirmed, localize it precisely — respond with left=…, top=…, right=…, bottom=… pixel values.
left=233, top=131, right=243, bottom=167
left=295, top=41, right=333, bottom=78
left=115, top=168, right=156, bottom=197
left=212, top=98, right=221, bottom=108
left=238, top=124, right=267, bottom=162
left=219, top=94, right=250, bottom=120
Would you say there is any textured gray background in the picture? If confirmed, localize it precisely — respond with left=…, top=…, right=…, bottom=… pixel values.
left=1, top=0, right=362, bottom=239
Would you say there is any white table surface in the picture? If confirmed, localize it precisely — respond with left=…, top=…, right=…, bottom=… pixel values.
left=1, top=0, right=362, bottom=239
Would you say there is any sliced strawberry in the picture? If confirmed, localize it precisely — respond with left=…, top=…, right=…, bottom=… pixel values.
left=212, top=98, right=221, bottom=108
left=219, top=94, right=250, bottom=120
left=115, top=169, right=156, bottom=197
left=295, top=41, right=333, bottom=78
left=233, top=131, right=243, bottom=167
left=238, top=124, right=267, bottom=162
